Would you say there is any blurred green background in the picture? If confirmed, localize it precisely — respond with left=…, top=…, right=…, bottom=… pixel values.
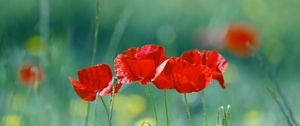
left=1, top=0, right=300, bottom=126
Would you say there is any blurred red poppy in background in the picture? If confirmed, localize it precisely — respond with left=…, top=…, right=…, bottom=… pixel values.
left=180, top=50, right=228, bottom=88
left=68, top=64, right=122, bottom=102
left=225, top=23, right=259, bottom=56
left=152, top=58, right=213, bottom=93
left=20, top=62, right=45, bottom=86
left=114, top=44, right=166, bottom=85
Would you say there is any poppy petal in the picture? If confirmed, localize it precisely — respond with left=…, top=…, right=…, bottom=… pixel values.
left=212, top=72, right=225, bottom=88
left=180, top=50, right=205, bottom=65
left=217, top=55, right=228, bottom=73
left=78, top=64, right=112, bottom=91
left=181, top=50, right=228, bottom=88
left=152, top=58, right=213, bottom=93
left=205, top=51, right=228, bottom=73
left=68, top=77, right=96, bottom=102
left=152, top=59, right=174, bottom=89
left=175, top=61, right=212, bottom=93
left=114, top=54, right=136, bottom=84
left=135, top=44, right=165, bottom=66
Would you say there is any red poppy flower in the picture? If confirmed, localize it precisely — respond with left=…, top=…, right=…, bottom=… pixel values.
left=20, top=62, right=45, bottom=86
left=114, top=44, right=166, bottom=85
left=180, top=50, right=228, bottom=88
left=68, top=64, right=122, bottom=102
left=225, top=23, right=259, bottom=56
left=152, top=58, right=213, bottom=93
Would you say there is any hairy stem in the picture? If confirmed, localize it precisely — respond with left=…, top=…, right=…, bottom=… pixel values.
left=109, top=87, right=115, bottom=126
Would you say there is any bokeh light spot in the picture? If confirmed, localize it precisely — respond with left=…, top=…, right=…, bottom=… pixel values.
left=26, top=36, right=44, bottom=56
left=126, top=95, right=147, bottom=115
left=243, top=110, right=263, bottom=126
left=2, top=114, right=21, bottom=126
left=157, top=24, right=177, bottom=45
left=115, top=94, right=147, bottom=125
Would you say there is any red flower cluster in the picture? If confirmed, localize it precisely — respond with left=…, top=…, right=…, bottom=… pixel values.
left=114, top=45, right=228, bottom=93
left=69, top=44, right=228, bottom=101
left=152, top=50, right=227, bottom=93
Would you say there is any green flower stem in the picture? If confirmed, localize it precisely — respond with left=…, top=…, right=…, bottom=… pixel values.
left=85, top=103, right=90, bottom=126
left=91, top=0, right=100, bottom=65
left=92, top=96, right=99, bottom=126
left=100, top=96, right=110, bottom=122
left=89, top=0, right=111, bottom=125
left=216, top=107, right=222, bottom=126
left=201, top=91, right=207, bottom=126
left=147, top=85, right=158, bottom=126
left=164, top=90, right=169, bottom=126
left=183, top=94, right=193, bottom=126
left=216, top=105, right=230, bottom=126
left=267, top=87, right=293, bottom=126
left=249, top=44, right=298, bottom=126
left=223, top=108, right=228, bottom=126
